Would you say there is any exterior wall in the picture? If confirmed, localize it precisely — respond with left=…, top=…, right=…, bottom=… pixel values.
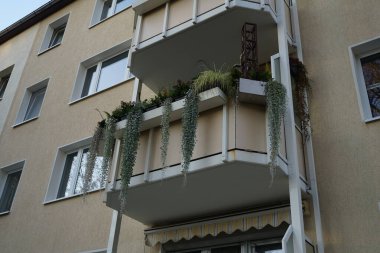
left=0, top=26, right=38, bottom=135
left=0, top=1, right=146, bottom=253
left=298, top=0, right=380, bottom=252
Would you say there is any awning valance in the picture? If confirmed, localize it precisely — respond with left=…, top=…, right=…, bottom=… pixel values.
left=145, top=207, right=290, bottom=247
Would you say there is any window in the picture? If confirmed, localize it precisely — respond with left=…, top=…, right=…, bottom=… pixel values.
left=91, top=0, right=133, bottom=25
left=0, top=161, right=24, bottom=214
left=71, top=41, right=132, bottom=101
left=0, top=74, right=10, bottom=100
left=170, top=243, right=282, bottom=253
left=40, top=14, right=69, bottom=53
left=15, top=79, right=48, bottom=125
left=349, top=37, right=380, bottom=121
left=57, top=147, right=103, bottom=198
left=0, top=65, right=13, bottom=100
left=45, top=138, right=103, bottom=202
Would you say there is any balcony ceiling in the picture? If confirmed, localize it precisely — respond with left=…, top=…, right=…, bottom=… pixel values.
left=107, top=160, right=289, bottom=226
left=130, top=6, right=278, bottom=92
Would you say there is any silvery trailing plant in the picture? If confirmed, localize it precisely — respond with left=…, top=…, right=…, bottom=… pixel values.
left=160, top=98, right=172, bottom=170
left=181, top=89, right=199, bottom=177
left=265, top=80, right=287, bottom=180
left=120, top=103, right=143, bottom=211
left=99, top=117, right=116, bottom=188
left=83, top=125, right=103, bottom=196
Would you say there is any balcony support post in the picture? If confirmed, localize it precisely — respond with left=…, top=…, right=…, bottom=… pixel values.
left=260, top=0, right=265, bottom=10
left=277, top=0, right=306, bottom=253
left=162, top=2, right=169, bottom=38
left=192, top=0, right=198, bottom=23
left=107, top=210, right=122, bottom=253
left=291, top=1, right=325, bottom=252
left=132, top=78, right=142, bottom=103
left=134, top=15, right=142, bottom=50
left=144, top=128, right=154, bottom=182
left=109, top=139, right=122, bottom=191
left=224, top=0, right=230, bottom=8
left=221, top=103, right=228, bottom=162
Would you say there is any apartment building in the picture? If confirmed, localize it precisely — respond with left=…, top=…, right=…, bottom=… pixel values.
left=0, top=0, right=378, bottom=253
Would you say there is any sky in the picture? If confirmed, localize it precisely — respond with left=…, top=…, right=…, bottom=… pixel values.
left=0, top=0, right=51, bottom=31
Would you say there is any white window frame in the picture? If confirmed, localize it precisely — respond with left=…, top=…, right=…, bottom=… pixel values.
left=349, top=36, right=380, bottom=122
left=44, top=137, right=103, bottom=203
left=0, top=65, right=13, bottom=101
left=70, top=40, right=133, bottom=103
left=14, top=79, right=48, bottom=126
left=0, top=161, right=24, bottom=215
left=39, top=13, right=69, bottom=54
left=90, top=0, right=133, bottom=27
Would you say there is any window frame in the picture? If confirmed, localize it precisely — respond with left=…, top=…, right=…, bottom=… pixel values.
left=349, top=36, right=380, bottom=122
left=90, top=0, right=133, bottom=27
left=44, top=137, right=104, bottom=203
left=0, top=161, right=24, bottom=215
left=14, top=79, right=48, bottom=126
left=70, top=41, right=133, bottom=103
left=39, top=13, right=69, bottom=54
left=0, top=65, right=14, bottom=101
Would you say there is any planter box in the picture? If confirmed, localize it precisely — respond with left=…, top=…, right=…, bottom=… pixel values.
left=115, top=87, right=227, bottom=137
left=239, top=78, right=266, bottom=105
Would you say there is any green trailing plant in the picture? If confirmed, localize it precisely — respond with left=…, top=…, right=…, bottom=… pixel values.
left=120, top=103, right=143, bottom=211
left=290, top=58, right=312, bottom=139
left=193, top=68, right=236, bottom=97
left=83, top=124, right=103, bottom=196
left=181, top=89, right=199, bottom=177
left=160, top=98, right=172, bottom=170
left=99, top=117, right=116, bottom=188
left=265, top=80, right=287, bottom=180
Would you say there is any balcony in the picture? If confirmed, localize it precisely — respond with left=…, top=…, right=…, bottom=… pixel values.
left=129, top=0, right=295, bottom=92
left=105, top=84, right=308, bottom=226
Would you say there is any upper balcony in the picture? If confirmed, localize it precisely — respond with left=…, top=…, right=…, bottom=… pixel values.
left=129, top=0, right=295, bottom=92
left=104, top=83, right=308, bottom=227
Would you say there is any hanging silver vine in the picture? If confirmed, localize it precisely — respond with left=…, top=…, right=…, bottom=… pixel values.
left=100, top=117, right=116, bottom=188
left=160, top=98, right=172, bottom=170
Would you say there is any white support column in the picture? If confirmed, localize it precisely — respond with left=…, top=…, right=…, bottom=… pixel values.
left=162, top=2, right=169, bottom=38
left=221, top=103, right=228, bottom=162
left=291, top=1, right=324, bottom=252
left=109, top=139, right=121, bottom=191
left=224, top=0, right=230, bottom=8
left=132, top=78, right=142, bottom=103
left=107, top=210, right=122, bottom=253
left=144, top=128, right=154, bottom=182
left=260, top=0, right=266, bottom=10
left=192, top=0, right=198, bottom=23
left=290, top=0, right=303, bottom=60
left=134, top=15, right=142, bottom=50
left=277, top=1, right=306, bottom=253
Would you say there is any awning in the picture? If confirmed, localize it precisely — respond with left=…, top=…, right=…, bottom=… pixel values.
left=145, top=207, right=290, bottom=247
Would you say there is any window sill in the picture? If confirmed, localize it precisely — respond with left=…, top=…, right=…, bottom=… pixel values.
left=43, top=187, right=105, bottom=205
left=38, top=43, right=61, bottom=56
left=12, top=116, right=39, bottom=128
left=0, top=211, right=10, bottom=216
left=364, top=116, right=380, bottom=123
left=89, top=6, right=131, bottom=29
left=69, top=76, right=135, bottom=106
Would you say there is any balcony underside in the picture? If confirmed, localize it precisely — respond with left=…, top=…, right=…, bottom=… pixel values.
left=106, top=150, right=289, bottom=226
left=131, top=5, right=278, bottom=92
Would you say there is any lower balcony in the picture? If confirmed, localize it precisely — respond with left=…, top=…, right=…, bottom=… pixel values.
left=105, top=85, right=307, bottom=226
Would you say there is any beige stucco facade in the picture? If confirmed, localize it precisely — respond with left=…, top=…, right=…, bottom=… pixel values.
left=0, top=1, right=147, bottom=252
left=0, top=25, right=38, bottom=135
left=298, top=0, right=380, bottom=252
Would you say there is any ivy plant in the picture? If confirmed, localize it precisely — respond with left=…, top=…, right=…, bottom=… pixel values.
left=181, top=89, right=199, bottom=176
left=160, top=98, right=172, bottom=170
left=120, top=103, right=143, bottom=210
left=265, top=80, right=287, bottom=180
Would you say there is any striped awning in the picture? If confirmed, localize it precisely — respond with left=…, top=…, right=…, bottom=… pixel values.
left=145, top=207, right=290, bottom=247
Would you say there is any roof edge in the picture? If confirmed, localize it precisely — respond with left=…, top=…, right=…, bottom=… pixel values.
left=0, top=0, right=76, bottom=45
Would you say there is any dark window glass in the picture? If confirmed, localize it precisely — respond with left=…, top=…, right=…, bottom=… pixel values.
left=211, top=246, right=241, bottom=253
left=0, top=74, right=10, bottom=99
left=0, top=170, right=22, bottom=213
left=57, top=151, right=79, bottom=198
left=24, top=87, right=46, bottom=121
left=49, top=24, right=66, bottom=48
left=255, top=243, right=282, bottom=253
left=115, top=0, right=133, bottom=13
left=361, top=53, right=380, bottom=117
left=81, top=65, right=97, bottom=98
left=100, top=0, right=113, bottom=20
